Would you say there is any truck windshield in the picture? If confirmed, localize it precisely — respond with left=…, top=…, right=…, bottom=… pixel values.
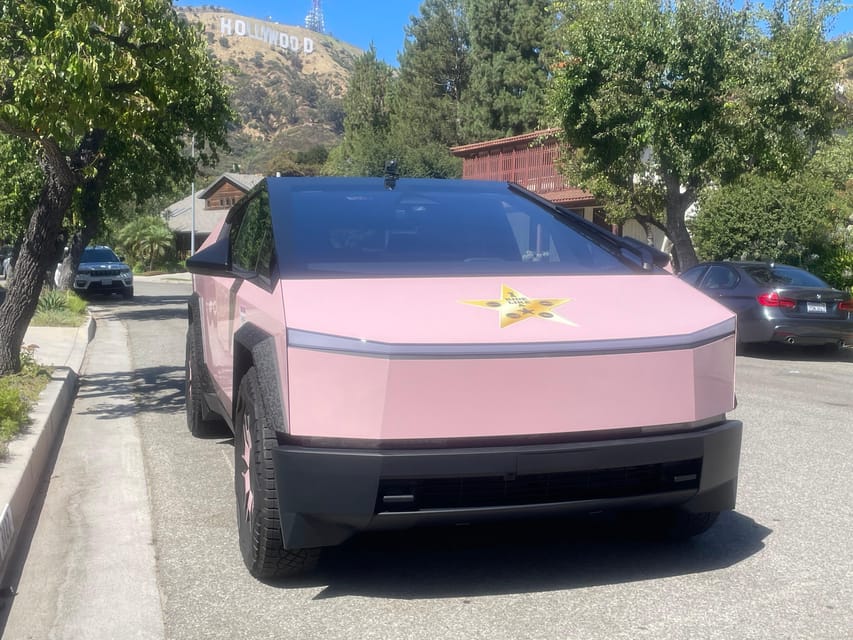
left=82, top=249, right=120, bottom=263
left=276, top=185, right=639, bottom=278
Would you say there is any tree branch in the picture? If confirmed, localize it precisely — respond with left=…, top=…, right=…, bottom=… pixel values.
left=0, top=118, right=39, bottom=142
left=88, top=23, right=169, bottom=54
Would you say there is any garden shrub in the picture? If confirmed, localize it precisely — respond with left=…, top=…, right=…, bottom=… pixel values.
left=36, top=289, right=68, bottom=313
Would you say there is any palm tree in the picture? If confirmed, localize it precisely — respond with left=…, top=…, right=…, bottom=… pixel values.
left=117, top=216, right=174, bottom=272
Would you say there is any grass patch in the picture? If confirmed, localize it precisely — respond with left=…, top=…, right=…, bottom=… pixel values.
left=0, top=346, right=52, bottom=459
left=30, top=289, right=88, bottom=327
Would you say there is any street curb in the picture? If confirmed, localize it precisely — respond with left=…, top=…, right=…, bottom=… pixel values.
left=0, top=315, right=96, bottom=587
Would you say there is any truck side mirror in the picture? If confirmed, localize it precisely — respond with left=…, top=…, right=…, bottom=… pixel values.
left=186, top=237, right=234, bottom=278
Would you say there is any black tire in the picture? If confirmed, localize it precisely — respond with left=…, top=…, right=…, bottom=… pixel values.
left=235, top=367, right=321, bottom=579
left=122, top=286, right=134, bottom=300
left=627, top=508, right=720, bottom=540
left=185, top=329, right=227, bottom=437
left=818, top=341, right=843, bottom=355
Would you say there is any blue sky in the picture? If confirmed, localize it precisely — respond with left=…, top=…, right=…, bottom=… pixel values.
left=176, top=1, right=851, bottom=66
left=177, top=1, right=424, bottom=64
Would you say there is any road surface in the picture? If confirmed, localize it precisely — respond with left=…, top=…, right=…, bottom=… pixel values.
left=2, top=279, right=851, bottom=639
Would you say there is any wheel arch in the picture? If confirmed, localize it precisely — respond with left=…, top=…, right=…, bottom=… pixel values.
left=187, top=292, right=201, bottom=324
left=232, top=323, right=288, bottom=435
left=186, top=293, right=213, bottom=394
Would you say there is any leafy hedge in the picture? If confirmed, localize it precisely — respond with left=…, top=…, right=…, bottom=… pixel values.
left=690, top=171, right=852, bottom=289
left=0, top=347, right=51, bottom=458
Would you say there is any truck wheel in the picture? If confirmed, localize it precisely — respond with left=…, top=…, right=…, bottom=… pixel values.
left=122, top=286, right=134, bottom=300
left=185, top=330, right=226, bottom=437
left=235, top=367, right=321, bottom=579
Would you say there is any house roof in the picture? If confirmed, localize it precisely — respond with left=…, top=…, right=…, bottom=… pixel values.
left=163, top=173, right=264, bottom=235
left=197, top=173, right=264, bottom=199
left=163, top=193, right=224, bottom=235
left=546, top=188, right=598, bottom=208
left=450, top=128, right=562, bottom=156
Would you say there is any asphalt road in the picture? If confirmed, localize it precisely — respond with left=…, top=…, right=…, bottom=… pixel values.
left=3, top=279, right=852, bottom=639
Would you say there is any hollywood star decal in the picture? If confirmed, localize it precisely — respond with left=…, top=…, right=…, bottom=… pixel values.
left=461, top=285, right=578, bottom=328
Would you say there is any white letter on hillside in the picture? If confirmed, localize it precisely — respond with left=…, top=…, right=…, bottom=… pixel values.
left=303, top=38, right=315, bottom=54
left=220, top=18, right=232, bottom=35
left=235, top=20, right=246, bottom=36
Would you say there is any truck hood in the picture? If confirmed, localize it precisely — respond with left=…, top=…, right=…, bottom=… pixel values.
left=280, top=274, right=735, bottom=352
left=282, top=274, right=737, bottom=439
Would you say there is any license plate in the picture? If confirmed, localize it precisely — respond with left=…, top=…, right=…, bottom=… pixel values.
left=101, top=278, right=113, bottom=285
left=806, top=302, right=826, bottom=313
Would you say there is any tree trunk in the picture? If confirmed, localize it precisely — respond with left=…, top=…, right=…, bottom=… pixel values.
left=57, top=149, right=109, bottom=291
left=663, top=175, right=699, bottom=273
left=57, top=221, right=98, bottom=291
left=0, top=161, right=75, bottom=375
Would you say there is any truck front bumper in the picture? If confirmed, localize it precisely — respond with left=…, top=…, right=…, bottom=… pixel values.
left=272, top=420, right=742, bottom=549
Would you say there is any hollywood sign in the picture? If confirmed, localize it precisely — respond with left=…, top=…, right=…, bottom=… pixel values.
left=219, top=17, right=315, bottom=54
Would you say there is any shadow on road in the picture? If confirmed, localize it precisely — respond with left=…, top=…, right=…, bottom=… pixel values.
left=271, top=509, right=770, bottom=598
left=76, top=366, right=185, bottom=417
left=740, top=343, right=853, bottom=363
left=88, top=293, right=189, bottom=323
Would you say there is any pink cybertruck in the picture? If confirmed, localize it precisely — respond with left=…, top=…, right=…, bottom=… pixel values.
left=186, top=176, right=742, bottom=578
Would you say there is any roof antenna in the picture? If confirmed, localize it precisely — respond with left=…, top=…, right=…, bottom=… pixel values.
left=384, top=160, right=399, bottom=190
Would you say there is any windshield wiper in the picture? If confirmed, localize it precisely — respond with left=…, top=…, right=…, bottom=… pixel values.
left=507, top=182, right=668, bottom=272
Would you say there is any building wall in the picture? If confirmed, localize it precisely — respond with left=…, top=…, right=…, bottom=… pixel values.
left=205, top=182, right=246, bottom=210
left=461, top=142, right=567, bottom=196
left=455, top=135, right=671, bottom=255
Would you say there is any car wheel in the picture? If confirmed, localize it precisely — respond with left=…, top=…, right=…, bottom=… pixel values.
left=817, top=341, right=842, bottom=355
left=122, top=286, right=134, bottom=300
left=627, top=508, right=719, bottom=540
left=235, top=367, right=321, bottom=579
left=185, top=330, right=227, bottom=437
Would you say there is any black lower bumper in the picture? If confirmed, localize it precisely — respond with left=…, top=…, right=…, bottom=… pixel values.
left=272, top=420, right=742, bottom=549
left=74, top=280, right=132, bottom=295
left=769, top=322, right=853, bottom=346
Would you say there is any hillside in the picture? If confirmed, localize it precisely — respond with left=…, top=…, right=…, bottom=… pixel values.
left=178, top=7, right=364, bottom=176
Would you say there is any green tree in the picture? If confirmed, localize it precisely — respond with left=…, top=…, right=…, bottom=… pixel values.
left=691, top=133, right=853, bottom=288
left=117, top=215, right=174, bottom=272
left=461, top=0, right=556, bottom=140
left=0, top=0, right=232, bottom=375
left=388, top=0, right=468, bottom=177
left=324, top=46, right=394, bottom=176
left=0, top=136, right=41, bottom=245
left=549, top=0, right=844, bottom=271
left=691, top=173, right=840, bottom=264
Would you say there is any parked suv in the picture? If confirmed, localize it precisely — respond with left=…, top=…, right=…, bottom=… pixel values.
left=73, top=246, right=134, bottom=299
left=186, top=177, right=743, bottom=579
left=0, top=245, right=15, bottom=280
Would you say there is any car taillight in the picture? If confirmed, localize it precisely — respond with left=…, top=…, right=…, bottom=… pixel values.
left=839, top=300, right=853, bottom=312
left=757, top=292, right=796, bottom=308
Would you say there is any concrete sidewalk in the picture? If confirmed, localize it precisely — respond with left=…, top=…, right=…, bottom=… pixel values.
left=0, top=272, right=186, bottom=585
left=134, top=272, right=191, bottom=284
left=0, top=316, right=95, bottom=586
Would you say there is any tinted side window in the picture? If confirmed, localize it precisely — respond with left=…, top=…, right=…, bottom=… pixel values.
left=231, top=190, right=273, bottom=280
left=700, top=265, right=739, bottom=289
left=680, top=266, right=707, bottom=286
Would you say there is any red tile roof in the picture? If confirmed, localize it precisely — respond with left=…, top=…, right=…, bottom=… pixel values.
left=450, top=128, right=562, bottom=156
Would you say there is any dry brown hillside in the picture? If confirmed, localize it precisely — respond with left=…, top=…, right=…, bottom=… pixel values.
left=179, top=7, right=364, bottom=175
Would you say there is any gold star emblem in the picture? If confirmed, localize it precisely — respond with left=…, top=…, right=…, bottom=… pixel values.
left=461, top=284, right=577, bottom=328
